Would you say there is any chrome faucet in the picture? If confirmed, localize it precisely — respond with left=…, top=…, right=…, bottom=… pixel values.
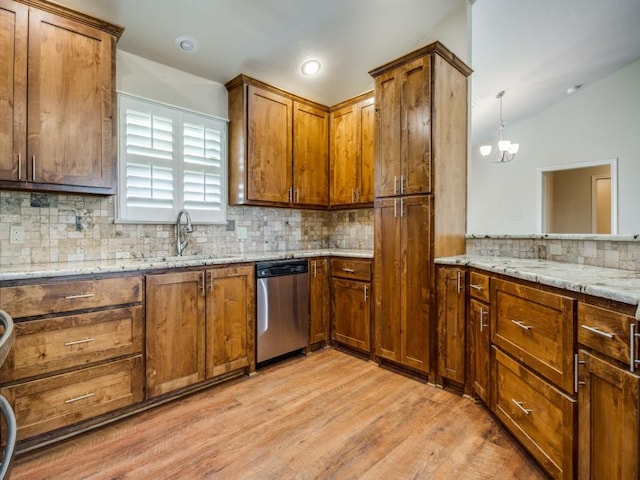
left=176, top=209, right=193, bottom=256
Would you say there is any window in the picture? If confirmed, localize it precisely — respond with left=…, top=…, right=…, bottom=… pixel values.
left=117, top=94, right=227, bottom=224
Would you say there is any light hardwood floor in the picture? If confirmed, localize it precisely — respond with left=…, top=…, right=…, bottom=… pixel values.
left=12, top=349, right=547, bottom=479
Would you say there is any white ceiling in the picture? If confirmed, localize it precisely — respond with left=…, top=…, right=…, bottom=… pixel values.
left=53, top=0, right=640, bottom=145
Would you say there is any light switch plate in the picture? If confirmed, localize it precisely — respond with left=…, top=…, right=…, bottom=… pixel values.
left=550, top=244, right=562, bottom=255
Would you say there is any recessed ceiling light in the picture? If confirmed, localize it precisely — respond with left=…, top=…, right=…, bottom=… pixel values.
left=301, top=59, right=321, bottom=76
left=175, top=35, right=198, bottom=53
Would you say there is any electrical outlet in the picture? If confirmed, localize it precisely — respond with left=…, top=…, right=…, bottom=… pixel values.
left=237, top=226, right=248, bottom=240
left=10, top=226, right=24, bottom=244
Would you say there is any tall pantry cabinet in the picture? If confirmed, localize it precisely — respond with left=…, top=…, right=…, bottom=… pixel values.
left=371, top=42, right=471, bottom=376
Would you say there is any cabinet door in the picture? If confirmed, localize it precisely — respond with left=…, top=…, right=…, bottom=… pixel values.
left=329, top=104, right=357, bottom=206
left=206, top=265, right=254, bottom=378
left=309, top=258, right=330, bottom=345
left=27, top=9, right=114, bottom=189
left=469, top=299, right=490, bottom=403
left=578, top=349, right=640, bottom=480
left=146, top=271, right=205, bottom=398
left=436, top=266, right=465, bottom=382
left=400, top=57, right=431, bottom=195
left=374, top=197, right=401, bottom=362
left=357, top=97, right=375, bottom=204
left=247, top=84, right=292, bottom=203
left=374, top=67, right=402, bottom=197
left=332, top=277, right=370, bottom=353
left=401, top=195, right=432, bottom=372
left=293, top=101, right=328, bottom=206
left=0, top=0, right=27, bottom=182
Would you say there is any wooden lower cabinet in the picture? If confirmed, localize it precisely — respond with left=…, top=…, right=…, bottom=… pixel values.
left=469, top=298, right=490, bottom=403
left=205, top=265, right=255, bottom=378
left=577, top=349, right=640, bottom=479
left=147, top=265, right=255, bottom=398
left=492, top=347, right=576, bottom=479
left=309, top=258, right=330, bottom=345
left=1, top=356, right=143, bottom=442
left=331, top=277, right=371, bottom=353
left=436, top=266, right=466, bottom=384
left=146, top=271, right=206, bottom=398
left=374, top=195, right=431, bottom=373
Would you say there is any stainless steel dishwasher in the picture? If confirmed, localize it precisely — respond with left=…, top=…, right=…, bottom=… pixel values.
left=256, top=259, right=309, bottom=364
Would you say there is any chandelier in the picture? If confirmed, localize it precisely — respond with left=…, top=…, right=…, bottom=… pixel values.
left=480, top=90, right=519, bottom=163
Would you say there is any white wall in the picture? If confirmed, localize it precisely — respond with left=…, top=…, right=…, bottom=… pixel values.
left=420, top=0, right=470, bottom=64
left=468, top=59, right=640, bottom=234
left=116, top=50, right=228, bottom=118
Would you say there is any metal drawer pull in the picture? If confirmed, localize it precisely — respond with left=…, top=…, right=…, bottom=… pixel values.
left=480, top=308, right=489, bottom=332
left=65, top=392, right=95, bottom=404
left=470, top=284, right=484, bottom=291
left=18, top=153, right=22, bottom=180
left=393, top=176, right=398, bottom=195
left=456, top=271, right=462, bottom=294
left=512, top=399, right=532, bottom=415
left=631, top=323, right=640, bottom=372
left=580, top=324, right=615, bottom=339
left=342, top=268, right=355, bottom=273
left=64, top=293, right=96, bottom=300
left=511, top=320, right=532, bottom=331
left=64, top=337, right=95, bottom=347
left=363, top=285, right=369, bottom=302
left=574, top=354, right=586, bottom=392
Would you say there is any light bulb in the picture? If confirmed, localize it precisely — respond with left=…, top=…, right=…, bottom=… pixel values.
left=480, top=145, right=492, bottom=156
left=301, top=59, right=321, bottom=76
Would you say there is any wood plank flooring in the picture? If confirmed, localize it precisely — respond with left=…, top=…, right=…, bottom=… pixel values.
left=12, top=349, right=547, bottom=479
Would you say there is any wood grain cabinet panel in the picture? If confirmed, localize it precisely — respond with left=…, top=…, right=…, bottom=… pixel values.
left=329, top=92, right=374, bottom=207
left=492, top=347, right=576, bottom=479
left=331, top=258, right=371, bottom=282
left=1, top=356, right=143, bottom=442
left=436, top=266, right=466, bottom=384
left=206, top=265, right=255, bottom=378
left=0, top=0, right=27, bottom=182
left=145, top=271, right=206, bottom=398
left=375, top=195, right=431, bottom=373
left=469, top=271, right=490, bottom=303
left=577, top=349, right=640, bottom=480
left=331, top=259, right=372, bottom=354
left=577, top=302, right=636, bottom=367
left=469, top=298, right=490, bottom=403
left=309, top=258, right=330, bottom=346
left=0, top=275, right=142, bottom=318
left=0, top=0, right=122, bottom=193
left=293, top=101, right=328, bottom=206
left=492, top=278, right=575, bottom=394
left=0, top=306, right=143, bottom=382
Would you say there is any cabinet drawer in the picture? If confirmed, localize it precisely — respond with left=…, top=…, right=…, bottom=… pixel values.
left=1, top=356, right=143, bottom=442
left=492, top=278, right=575, bottom=393
left=331, top=258, right=371, bottom=281
left=492, top=348, right=575, bottom=479
left=1, top=306, right=143, bottom=382
left=469, top=271, right=490, bottom=302
left=577, top=302, right=635, bottom=367
left=0, top=276, right=143, bottom=318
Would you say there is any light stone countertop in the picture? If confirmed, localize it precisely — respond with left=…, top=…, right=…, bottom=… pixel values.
left=436, top=255, right=640, bottom=317
left=0, top=249, right=374, bottom=282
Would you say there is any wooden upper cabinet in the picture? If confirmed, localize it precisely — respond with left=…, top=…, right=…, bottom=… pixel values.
left=0, top=0, right=122, bottom=193
left=373, top=56, right=431, bottom=197
left=293, top=101, right=328, bottom=206
left=329, top=91, right=374, bottom=207
left=247, top=85, right=292, bottom=204
left=226, top=74, right=329, bottom=208
left=0, top=0, right=27, bottom=182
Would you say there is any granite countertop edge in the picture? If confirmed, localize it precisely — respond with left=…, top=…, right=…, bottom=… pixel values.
left=436, top=255, right=640, bottom=317
left=0, top=249, right=374, bottom=282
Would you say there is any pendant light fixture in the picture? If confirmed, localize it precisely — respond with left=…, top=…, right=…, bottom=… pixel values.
left=480, top=90, right=519, bottom=163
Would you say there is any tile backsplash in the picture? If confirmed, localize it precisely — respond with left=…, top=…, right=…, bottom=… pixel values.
left=466, top=235, right=640, bottom=272
left=0, top=191, right=374, bottom=266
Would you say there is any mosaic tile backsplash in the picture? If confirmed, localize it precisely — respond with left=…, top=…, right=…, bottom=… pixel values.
left=0, top=191, right=374, bottom=266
